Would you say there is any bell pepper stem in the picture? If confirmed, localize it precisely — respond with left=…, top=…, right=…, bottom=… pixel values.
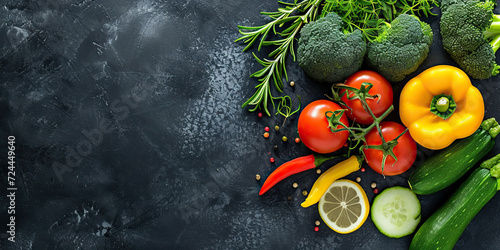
left=430, top=93, right=456, bottom=120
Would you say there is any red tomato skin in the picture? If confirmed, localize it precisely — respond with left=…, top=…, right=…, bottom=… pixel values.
left=340, top=70, right=393, bottom=125
left=298, top=100, right=349, bottom=154
left=363, top=121, right=417, bottom=176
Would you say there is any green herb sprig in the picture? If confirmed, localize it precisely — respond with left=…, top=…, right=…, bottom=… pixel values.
left=274, top=95, right=301, bottom=126
left=321, top=0, right=438, bottom=42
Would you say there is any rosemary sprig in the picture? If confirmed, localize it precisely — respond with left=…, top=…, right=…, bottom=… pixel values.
left=236, top=0, right=323, bottom=116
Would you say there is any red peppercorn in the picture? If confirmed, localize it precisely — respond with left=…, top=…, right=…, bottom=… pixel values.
left=373, top=188, right=379, bottom=194
left=360, top=167, right=366, bottom=172
left=295, top=137, right=300, bottom=143
left=258, top=112, right=263, bottom=118
left=270, top=158, right=275, bottom=163
left=265, top=127, right=270, bottom=132
left=314, top=226, right=319, bottom=232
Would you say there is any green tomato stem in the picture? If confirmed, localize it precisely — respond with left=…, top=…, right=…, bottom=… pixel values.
left=330, top=82, right=408, bottom=175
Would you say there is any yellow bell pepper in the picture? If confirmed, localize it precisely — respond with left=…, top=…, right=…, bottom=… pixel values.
left=399, top=65, right=484, bottom=150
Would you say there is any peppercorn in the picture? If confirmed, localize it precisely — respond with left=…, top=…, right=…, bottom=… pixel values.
left=255, top=174, right=261, bottom=181
left=302, top=190, right=308, bottom=196
left=360, top=167, right=366, bottom=172
left=290, top=81, right=295, bottom=87
left=295, top=137, right=300, bottom=143
left=282, top=136, right=288, bottom=142
left=374, top=188, right=379, bottom=194
left=371, top=182, right=377, bottom=189
left=314, top=226, right=319, bottom=232
left=315, top=220, right=320, bottom=226
left=316, top=169, right=321, bottom=174
left=292, top=183, right=298, bottom=188
left=258, top=112, right=263, bottom=118
left=264, top=127, right=270, bottom=132
left=270, top=158, right=275, bottom=163
left=273, top=145, right=278, bottom=150
left=356, top=177, right=361, bottom=182
left=263, top=132, right=269, bottom=138
left=275, top=125, right=280, bottom=131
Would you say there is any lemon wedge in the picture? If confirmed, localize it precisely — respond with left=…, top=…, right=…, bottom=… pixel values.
left=318, top=179, right=370, bottom=234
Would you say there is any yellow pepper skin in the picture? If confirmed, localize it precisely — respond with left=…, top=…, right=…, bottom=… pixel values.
left=301, top=155, right=363, bottom=208
left=400, top=65, right=484, bottom=150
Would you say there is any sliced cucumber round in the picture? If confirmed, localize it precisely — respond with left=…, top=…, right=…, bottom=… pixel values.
left=371, top=186, right=421, bottom=238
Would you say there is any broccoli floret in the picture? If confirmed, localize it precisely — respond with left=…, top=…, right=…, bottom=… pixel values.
left=366, top=14, right=433, bottom=82
left=297, top=13, right=366, bottom=83
left=440, top=0, right=500, bottom=79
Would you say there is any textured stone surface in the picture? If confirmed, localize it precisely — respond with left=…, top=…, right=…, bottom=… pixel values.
left=1, top=1, right=500, bottom=249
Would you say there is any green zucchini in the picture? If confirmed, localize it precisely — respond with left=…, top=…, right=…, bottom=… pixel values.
left=408, top=118, right=500, bottom=195
left=410, top=154, right=500, bottom=250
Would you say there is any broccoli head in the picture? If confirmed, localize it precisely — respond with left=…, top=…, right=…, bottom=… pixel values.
left=366, top=14, right=433, bottom=82
left=297, top=13, right=366, bottom=83
left=440, top=0, right=500, bottom=79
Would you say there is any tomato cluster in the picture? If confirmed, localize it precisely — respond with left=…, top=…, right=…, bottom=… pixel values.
left=297, top=70, right=417, bottom=176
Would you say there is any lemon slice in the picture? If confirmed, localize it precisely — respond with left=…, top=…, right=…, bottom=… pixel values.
left=318, top=179, right=370, bottom=234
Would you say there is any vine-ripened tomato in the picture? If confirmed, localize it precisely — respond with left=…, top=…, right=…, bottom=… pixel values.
left=363, top=121, right=417, bottom=176
left=298, top=100, right=349, bottom=154
left=340, top=70, right=393, bottom=125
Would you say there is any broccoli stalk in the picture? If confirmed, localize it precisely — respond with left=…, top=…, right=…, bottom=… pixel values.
left=487, top=16, right=500, bottom=76
left=485, top=16, right=500, bottom=53
left=490, top=35, right=500, bottom=54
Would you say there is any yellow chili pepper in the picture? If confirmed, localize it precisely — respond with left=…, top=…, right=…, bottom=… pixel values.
left=399, top=65, right=484, bottom=150
left=301, top=155, right=363, bottom=208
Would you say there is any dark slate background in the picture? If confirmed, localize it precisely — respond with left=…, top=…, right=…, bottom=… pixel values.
left=1, top=0, right=500, bottom=249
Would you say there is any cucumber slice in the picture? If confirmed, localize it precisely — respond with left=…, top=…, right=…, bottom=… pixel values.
left=371, top=186, right=421, bottom=238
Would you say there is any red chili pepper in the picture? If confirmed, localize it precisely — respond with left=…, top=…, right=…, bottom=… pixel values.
left=259, top=154, right=339, bottom=195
